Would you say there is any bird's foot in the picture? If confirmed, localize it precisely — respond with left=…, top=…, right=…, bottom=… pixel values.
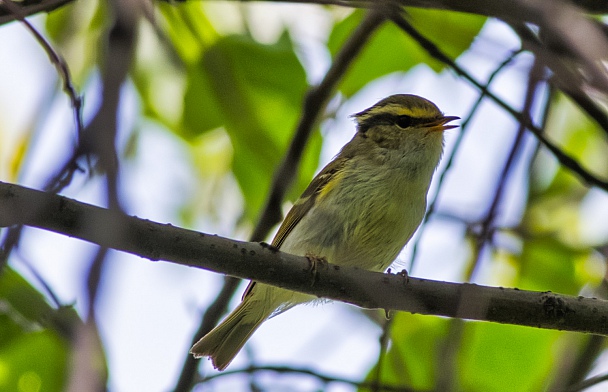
left=305, top=253, right=328, bottom=287
left=398, top=268, right=409, bottom=284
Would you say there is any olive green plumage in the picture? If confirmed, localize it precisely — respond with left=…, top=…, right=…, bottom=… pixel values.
left=190, top=94, right=459, bottom=370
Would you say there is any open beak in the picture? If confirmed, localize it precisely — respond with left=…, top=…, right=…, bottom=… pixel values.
left=428, top=115, right=460, bottom=132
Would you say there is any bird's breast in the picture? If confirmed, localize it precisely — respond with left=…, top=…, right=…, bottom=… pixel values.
left=281, top=164, right=429, bottom=271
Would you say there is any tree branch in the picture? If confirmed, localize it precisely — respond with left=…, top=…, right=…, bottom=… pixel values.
left=0, top=0, right=75, bottom=26
left=1, top=180, right=608, bottom=336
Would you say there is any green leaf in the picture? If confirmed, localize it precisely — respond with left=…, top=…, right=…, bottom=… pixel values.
left=517, top=235, right=588, bottom=295
left=0, top=330, right=68, bottom=392
left=182, top=60, right=224, bottom=138
left=45, top=0, right=106, bottom=85
left=183, top=33, right=320, bottom=221
left=0, top=268, right=78, bottom=392
left=157, top=2, right=219, bottom=64
left=364, top=313, right=449, bottom=390
left=531, top=93, right=608, bottom=198
left=328, top=9, right=485, bottom=97
left=458, top=323, right=558, bottom=391
left=406, top=8, right=486, bottom=71
left=0, top=268, right=80, bottom=339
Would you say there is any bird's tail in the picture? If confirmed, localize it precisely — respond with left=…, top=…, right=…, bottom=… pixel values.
left=190, top=296, right=270, bottom=371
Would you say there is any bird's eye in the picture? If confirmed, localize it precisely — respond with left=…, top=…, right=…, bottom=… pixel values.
left=395, top=115, right=413, bottom=128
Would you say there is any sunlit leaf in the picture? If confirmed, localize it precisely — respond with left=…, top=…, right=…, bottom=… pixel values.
left=0, top=267, right=79, bottom=341
left=328, top=9, right=485, bottom=97
left=0, top=330, right=67, bottom=392
left=517, top=235, right=587, bottom=295
left=0, top=268, right=78, bottom=392
left=182, top=32, right=320, bottom=221
left=407, top=8, right=486, bottom=71
left=458, top=323, right=558, bottom=391
left=157, top=2, right=219, bottom=64
left=45, top=0, right=105, bottom=85
left=364, top=313, right=450, bottom=390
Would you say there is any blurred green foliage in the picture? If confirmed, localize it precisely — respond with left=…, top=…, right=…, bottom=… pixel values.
left=1, top=1, right=606, bottom=391
left=0, top=268, right=76, bottom=392
left=328, top=9, right=485, bottom=97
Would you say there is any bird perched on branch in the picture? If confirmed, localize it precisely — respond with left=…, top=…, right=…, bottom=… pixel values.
left=191, top=94, right=459, bottom=370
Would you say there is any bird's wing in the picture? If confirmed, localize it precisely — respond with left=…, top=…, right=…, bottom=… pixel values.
left=242, top=156, right=348, bottom=300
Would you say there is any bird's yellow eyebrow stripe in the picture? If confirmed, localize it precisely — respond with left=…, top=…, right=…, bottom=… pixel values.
left=357, top=104, right=438, bottom=121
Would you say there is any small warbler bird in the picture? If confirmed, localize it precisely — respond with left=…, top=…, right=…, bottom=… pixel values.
left=190, top=94, right=459, bottom=370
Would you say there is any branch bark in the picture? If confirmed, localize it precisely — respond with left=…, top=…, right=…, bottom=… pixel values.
left=0, top=0, right=76, bottom=25
left=1, top=180, right=608, bottom=336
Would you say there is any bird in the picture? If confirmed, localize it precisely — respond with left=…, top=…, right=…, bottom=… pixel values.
left=190, top=94, right=459, bottom=370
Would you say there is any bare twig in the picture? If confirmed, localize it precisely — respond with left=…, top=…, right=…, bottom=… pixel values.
left=388, top=11, right=608, bottom=193
left=0, top=0, right=83, bottom=136
left=371, top=317, right=393, bottom=392
left=0, top=0, right=75, bottom=26
left=548, top=276, right=608, bottom=391
left=433, top=57, right=546, bottom=391
left=409, top=49, right=523, bottom=272
left=66, top=2, right=139, bottom=391
left=195, top=365, right=419, bottom=391
left=435, top=319, right=464, bottom=391
left=0, top=0, right=84, bottom=271
left=78, top=0, right=139, bottom=320
left=166, top=0, right=608, bottom=15
left=173, top=276, right=240, bottom=391
left=512, top=23, right=608, bottom=138
left=567, top=373, right=608, bottom=392
left=14, top=251, right=64, bottom=308
left=468, top=55, right=544, bottom=278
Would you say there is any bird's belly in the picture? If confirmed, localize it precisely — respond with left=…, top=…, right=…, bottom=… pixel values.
left=281, top=194, right=426, bottom=272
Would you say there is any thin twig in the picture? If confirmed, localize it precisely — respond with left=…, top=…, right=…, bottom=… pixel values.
left=0, top=0, right=75, bottom=26
left=372, top=317, right=393, bottom=392
left=409, top=48, right=523, bottom=272
left=567, top=373, right=608, bottom=392
left=0, top=0, right=84, bottom=272
left=435, top=55, right=546, bottom=391
left=173, top=276, right=240, bottom=391
left=0, top=0, right=83, bottom=136
left=548, top=274, right=608, bottom=391
left=512, top=23, right=608, bottom=138
left=435, top=319, right=464, bottom=391
left=195, top=365, right=419, bottom=391
left=65, top=1, right=139, bottom=391
left=527, top=83, right=555, bottom=168
left=467, top=56, right=544, bottom=279
left=388, top=11, right=608, bottom=193
left=14, top=251, right=64, bottom=308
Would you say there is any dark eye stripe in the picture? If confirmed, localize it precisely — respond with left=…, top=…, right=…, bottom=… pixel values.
left=395, top=115, right=413, bottom=128
left=358, top=113, right=435, bottom=132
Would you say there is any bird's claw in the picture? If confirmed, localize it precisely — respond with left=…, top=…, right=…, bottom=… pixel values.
left=305, top=253, right=328, bottom=286
left=398, top=269, right=409, bottom=284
